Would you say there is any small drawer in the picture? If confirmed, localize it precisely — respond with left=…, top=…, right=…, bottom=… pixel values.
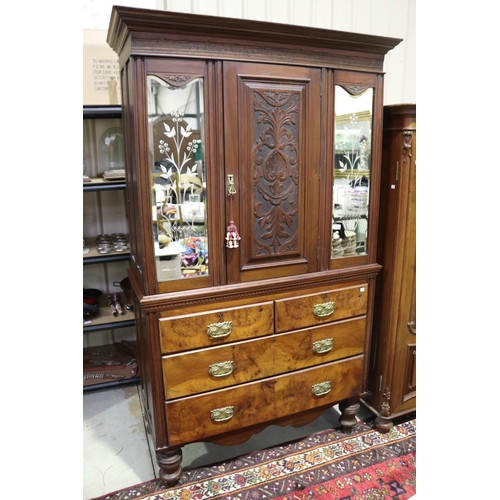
left=273, top=316, right=366, bottom=374
left=275, top=284, right=368, bottom=333
left=165, top=378, right=276, bottom=446
left=162, top=337, right=275, bottom=399
left=159, top=301, right=274, bottom=354
left=275, top=355, right=363, bottom=418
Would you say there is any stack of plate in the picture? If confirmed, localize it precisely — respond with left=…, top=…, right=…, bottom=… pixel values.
left=345, top=192, right=368, bottom=215
left=103, top=169, right=126, bottom=180
left=341, top=230, right=357, bottom=256
left=331, top=235, right=344, bottom=258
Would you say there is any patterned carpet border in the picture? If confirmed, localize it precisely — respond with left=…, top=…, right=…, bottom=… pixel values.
left=93, top=415, right=416, bottom=500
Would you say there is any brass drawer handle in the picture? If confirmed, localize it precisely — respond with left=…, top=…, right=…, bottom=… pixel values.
left=311, top=381, right=332, bottom=397
left=207, top=321, right=233, bottom=338
left=313, top=302, right=335, bottom=318
left=210, top=405, right=235, bottom=422
left=312, top=338, right=333, bottom=354
left=209, top=361, right=234, bottom=377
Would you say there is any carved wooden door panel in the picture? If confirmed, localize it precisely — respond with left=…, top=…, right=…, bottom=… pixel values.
left=223, top=62, right=321, bottom=284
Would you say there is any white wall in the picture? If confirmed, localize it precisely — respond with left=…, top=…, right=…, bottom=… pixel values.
left=82, top=0, right=416, bottom=105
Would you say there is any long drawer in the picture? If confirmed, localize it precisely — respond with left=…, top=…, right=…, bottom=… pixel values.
left=275, top=284, right=369, bottom=333
left=164, top=356, right=363, bottom=446
left=159, top=301, right=274, bottom=354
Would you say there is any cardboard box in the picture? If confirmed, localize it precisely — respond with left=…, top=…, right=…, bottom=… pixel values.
left=83, top=29, right=121, bottom=105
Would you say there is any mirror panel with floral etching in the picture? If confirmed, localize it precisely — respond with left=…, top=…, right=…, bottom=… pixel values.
left=148, top=76, right=208, bottom=282
left=332, top=85, right=373, bottom=259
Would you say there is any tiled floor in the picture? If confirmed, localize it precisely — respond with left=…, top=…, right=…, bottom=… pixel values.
left=83, top=382, right=375, bottom=500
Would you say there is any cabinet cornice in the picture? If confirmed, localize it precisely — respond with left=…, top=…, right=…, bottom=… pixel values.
left=108, top=6, right=401, bottom=73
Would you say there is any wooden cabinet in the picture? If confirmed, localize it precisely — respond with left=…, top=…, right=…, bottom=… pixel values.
left=107, top=6, right=401, bottom=484
left=361, top=104, right=416, bottom=431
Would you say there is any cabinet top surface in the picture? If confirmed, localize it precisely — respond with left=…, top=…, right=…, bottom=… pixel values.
left=107, top=5, right=402, bottom=58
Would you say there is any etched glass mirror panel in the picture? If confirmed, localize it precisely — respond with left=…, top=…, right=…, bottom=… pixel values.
left=147, top=76, right=208, bottom=281
left=332, top=86, right=373, bottom=259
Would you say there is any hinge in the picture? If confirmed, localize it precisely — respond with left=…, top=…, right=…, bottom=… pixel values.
left=379, top=375, right=383, bottom=391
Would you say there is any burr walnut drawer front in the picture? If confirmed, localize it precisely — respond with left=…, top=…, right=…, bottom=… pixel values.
left=162, top=336, right=276, bottom=399
left=162, top=317, right=365, bottom=399
left=165, top=377, right=277, bottom=446
left=274, top=355, right=364, bottom=418
left=159, top=301, right=274, bottom=354
left=275, top=284, right=369, bottom=333
left=164, top=356, right=363, bottom=446
left=273, top=316, right=366, bottom=374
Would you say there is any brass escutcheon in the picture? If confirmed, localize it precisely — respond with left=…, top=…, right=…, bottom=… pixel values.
left=312, top=338, right=333, bottom=354
left=210, top=405, right=235, bottom=422
left=207, top=321, right=233, bottom=338
left=311, top=381, right=332, bottom=396
left=313, top=302, right=335, bottom=317
left=227, top=174, right=237, bottom=196
left=209, top=361, right=234, bottom=377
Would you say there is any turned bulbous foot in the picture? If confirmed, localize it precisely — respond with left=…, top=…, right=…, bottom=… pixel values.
left=157, top=448, right=183, bottom=486
left=375, top=416, right=393, bottom=433
left=339, top=400, right=360, bottom=433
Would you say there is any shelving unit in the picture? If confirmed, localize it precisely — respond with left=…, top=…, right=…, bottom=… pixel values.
left=83, top=292, right=135, bottom=333
left=83, top=179, right=127, bottom=192
left=83, top=105, right=122, bottom=119
left=83, top=105, right=138, bottom=392
left=83, top=235, right=130, bottom=264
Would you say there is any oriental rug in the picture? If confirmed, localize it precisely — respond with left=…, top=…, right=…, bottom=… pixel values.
left=92, top=414, right=416, bottom=500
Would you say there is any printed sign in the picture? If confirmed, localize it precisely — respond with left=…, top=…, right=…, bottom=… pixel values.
left=83, top=29, right=121, bottom=105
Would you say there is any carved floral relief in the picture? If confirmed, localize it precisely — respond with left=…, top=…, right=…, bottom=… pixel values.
left=252, top=90, right=300, bottom=256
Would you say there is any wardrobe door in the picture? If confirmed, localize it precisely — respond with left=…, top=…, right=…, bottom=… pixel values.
left=143, top=58, right=222, bottom=294
left=223, top=61, right=321, bottom=284
left=392, top=119, right=416, bottom=408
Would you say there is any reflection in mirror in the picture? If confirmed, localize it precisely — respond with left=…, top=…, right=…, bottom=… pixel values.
left=147, top=76, right=208, bottom=281
left=331, top=85, right=373, bottom=259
